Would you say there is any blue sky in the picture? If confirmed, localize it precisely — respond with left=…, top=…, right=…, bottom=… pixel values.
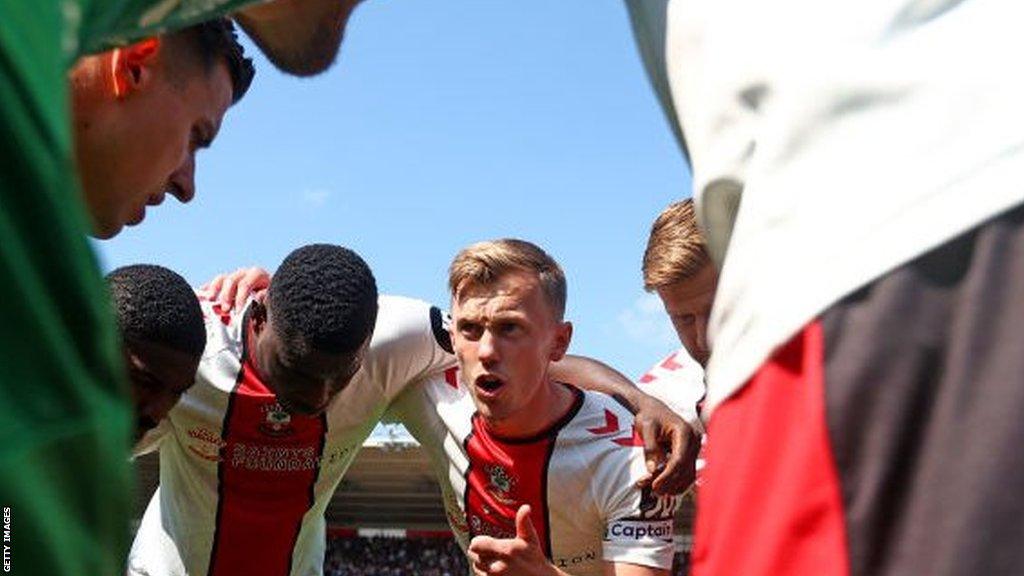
left=96, top=0, right=692, bottom=379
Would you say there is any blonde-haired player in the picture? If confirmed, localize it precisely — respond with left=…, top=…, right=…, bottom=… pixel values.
left=392, top=238, right=689, bottom=576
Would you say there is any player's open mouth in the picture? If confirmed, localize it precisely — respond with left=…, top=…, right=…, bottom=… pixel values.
left=474, top=374, right=505, bottom=393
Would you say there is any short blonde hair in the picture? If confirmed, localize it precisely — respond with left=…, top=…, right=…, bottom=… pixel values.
left=643, top=199, right=711, bottom=291
left=449, top=239, right=567, bottom=319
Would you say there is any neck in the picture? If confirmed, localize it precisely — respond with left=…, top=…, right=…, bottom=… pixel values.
left=485, top=379, right=575, bottom=440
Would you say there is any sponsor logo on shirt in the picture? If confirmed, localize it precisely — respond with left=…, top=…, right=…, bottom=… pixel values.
left=187, top=427, right=227, bottom=462
left=231, top=443, right=318, bottom=472
left=637, top=485, right=682, bottom=520
left=605, top=519, right=674, bottom=543
left=554, top=549, right=598, bottom=569
left=470, top=512, right=515, bottom=540
left=186, top=422, right=356, bottom=471
left=321, top=444, right=357, bottom=468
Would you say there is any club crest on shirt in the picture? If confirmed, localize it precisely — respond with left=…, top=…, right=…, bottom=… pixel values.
left=259, top=402, right=295, bottom=437
left=486, top=465, right=517, bottom=506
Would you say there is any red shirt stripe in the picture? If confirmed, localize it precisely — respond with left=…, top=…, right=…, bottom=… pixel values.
left=207, top=322, right=327, bottom=576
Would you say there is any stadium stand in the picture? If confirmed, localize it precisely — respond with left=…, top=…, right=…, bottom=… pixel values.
left=324, top=534, right=467, bottom=576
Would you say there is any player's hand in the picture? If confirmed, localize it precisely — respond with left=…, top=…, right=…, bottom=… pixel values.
left=633, top=395, right=699, bottom=495
left=197, top=267, right=271, bottom=312
left=467, top=505, right=561, bottom=576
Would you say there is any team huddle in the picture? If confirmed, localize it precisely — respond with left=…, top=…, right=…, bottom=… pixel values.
left=118, top=233, right=706, bottom=576
left=4, top=0, right=1023, bottom=575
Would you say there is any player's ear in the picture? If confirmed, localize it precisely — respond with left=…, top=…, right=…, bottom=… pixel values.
left=249, top=299, right=268, bottom=333
left=549, top=321, right=572, bottom=362
left=109, top=38, right=161, bottom=98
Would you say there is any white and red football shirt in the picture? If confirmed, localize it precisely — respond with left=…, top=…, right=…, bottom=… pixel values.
left=129, top=295, right=454, bottom=576
left=637, top=349, right=706, bottom=436
left=390, top=368, right=683, bottom=575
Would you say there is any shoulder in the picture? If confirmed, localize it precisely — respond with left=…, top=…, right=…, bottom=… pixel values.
left=558, top=390, right=642, bottom=457
left=637, top=349, right=706, bottom=428
left=358, top=296, right=454, bottom=393
left=371, top=295, right=449, bottom=349
left=638, top=349, right=703, bottom=388
left=375, top=295, right=435, bottom=327
left=553, top=392, right=662, bottom=513
left=574, top=390, right=636, bottom=428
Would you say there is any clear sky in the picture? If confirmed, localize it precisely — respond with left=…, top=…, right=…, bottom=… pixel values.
left=95, top=0, right=693, bottom=380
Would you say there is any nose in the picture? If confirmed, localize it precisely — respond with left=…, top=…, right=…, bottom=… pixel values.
left=169, top=154, right=196, bottom=203
left=477, top=330, right=499, bottom=364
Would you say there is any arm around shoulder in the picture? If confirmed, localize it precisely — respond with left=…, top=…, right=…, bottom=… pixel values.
left=552, top=354, right=699, bottom=494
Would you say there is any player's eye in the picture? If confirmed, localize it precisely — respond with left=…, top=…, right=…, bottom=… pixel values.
left=458, top=322, right=483, bottom=340
left=496, top=322, right=521, bottom=336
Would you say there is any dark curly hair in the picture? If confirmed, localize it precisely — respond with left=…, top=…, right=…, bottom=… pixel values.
left=268, top=244, right=379, bottom=356
left=107, top=264, right=205, bottom=356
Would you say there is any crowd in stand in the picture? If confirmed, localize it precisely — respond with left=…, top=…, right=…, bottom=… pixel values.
left=323, top=536, right=468, bottom=576
left=322, top=536, right=691, bottom=576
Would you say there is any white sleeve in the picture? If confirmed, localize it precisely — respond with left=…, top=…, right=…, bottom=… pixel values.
left=382, top=373, right=432, bottom=426
left=132, top=417, right=172, bottom=458
left=600, top=443, right=680, bottom=569
left=637, top=349, right=706, bottom=435
left=365, top=295, right=457, bottom=404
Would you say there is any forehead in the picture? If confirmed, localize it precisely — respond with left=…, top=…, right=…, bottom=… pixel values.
left=267, top=334, right=348, bottom=376
left=194, top=61, right=234, bottom=116
left=263, top=322, right=364, bottom=379
left=453, top=271, right=548, bottom=317
left=657, top=264, right=718, bottom=313
left=127, top=340, right=200, bottom=386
